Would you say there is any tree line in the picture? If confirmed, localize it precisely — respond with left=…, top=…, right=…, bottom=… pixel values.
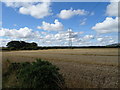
left=1, top=40, right=119, bottom=51
left=6, top=41, right=38, bottom=50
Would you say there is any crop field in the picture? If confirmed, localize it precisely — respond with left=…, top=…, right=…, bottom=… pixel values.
left=2, top=48, right=119, bottom=88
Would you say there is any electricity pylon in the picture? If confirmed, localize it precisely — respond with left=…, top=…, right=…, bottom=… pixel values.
left=68, top=28, right=72, bottom=48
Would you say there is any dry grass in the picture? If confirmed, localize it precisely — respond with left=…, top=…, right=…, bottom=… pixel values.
left=2, top=48, right=118, bottom=88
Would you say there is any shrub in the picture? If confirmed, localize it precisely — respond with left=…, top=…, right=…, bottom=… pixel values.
left=7, top=59, right=65, bottom=89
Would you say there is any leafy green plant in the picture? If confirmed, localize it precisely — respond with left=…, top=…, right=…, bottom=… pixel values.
left=6, top=59, right=65, bottom=89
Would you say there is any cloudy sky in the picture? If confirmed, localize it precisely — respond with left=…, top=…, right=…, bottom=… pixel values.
left=0, top=0, right=119, bottom=46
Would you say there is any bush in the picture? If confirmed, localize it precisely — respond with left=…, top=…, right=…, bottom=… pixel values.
left=8, top=59, right=65, bottom=89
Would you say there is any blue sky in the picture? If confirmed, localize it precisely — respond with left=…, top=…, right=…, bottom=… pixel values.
left=2, top=2, right=108, bottom=29
left=0, top=1, right=118, bottom=46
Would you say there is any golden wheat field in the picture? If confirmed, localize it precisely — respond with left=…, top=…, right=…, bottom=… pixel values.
left=2, top=48, right=119, bottom=88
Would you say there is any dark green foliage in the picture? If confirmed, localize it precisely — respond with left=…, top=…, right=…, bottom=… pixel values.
left=6, top=41, right=38, bottom=50
left=1, top=47, right=9, bottom=51
left=5, top=59, right=65, bottom=89
left=7, top=41, right=21, bottom=49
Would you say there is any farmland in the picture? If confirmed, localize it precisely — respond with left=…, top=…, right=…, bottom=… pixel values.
left=2, top=48, right=118, bottom=88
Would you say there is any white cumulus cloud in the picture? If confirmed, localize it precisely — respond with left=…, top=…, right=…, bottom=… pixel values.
left=0, top=27, right=41, bottom=39
left=106, top=0, right=119, bottom=16
left=96, top=36, right=117, bottom=45
left=57, top=8, right=88, bottom=19
left=3, top=2, right=33, bottom=8
left=92, top=17, right=118, bottom=33
left=97, top=38, right=104, bottom=42
left=37, top=19, right=64, bottom=31
left=3, top=0, right=52, bottom=19
left=83, top=35, right=94, bottom=40
left=19, top=2, right=52, bottom=19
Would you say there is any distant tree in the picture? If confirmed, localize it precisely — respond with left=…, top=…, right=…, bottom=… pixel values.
left=20, top=41, right=26, bottom=47
left=31, top=42, right=37, bottom=47
left=6, top=41, right=38, bottom=50
left=7, top=41, right=21, bottom=50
